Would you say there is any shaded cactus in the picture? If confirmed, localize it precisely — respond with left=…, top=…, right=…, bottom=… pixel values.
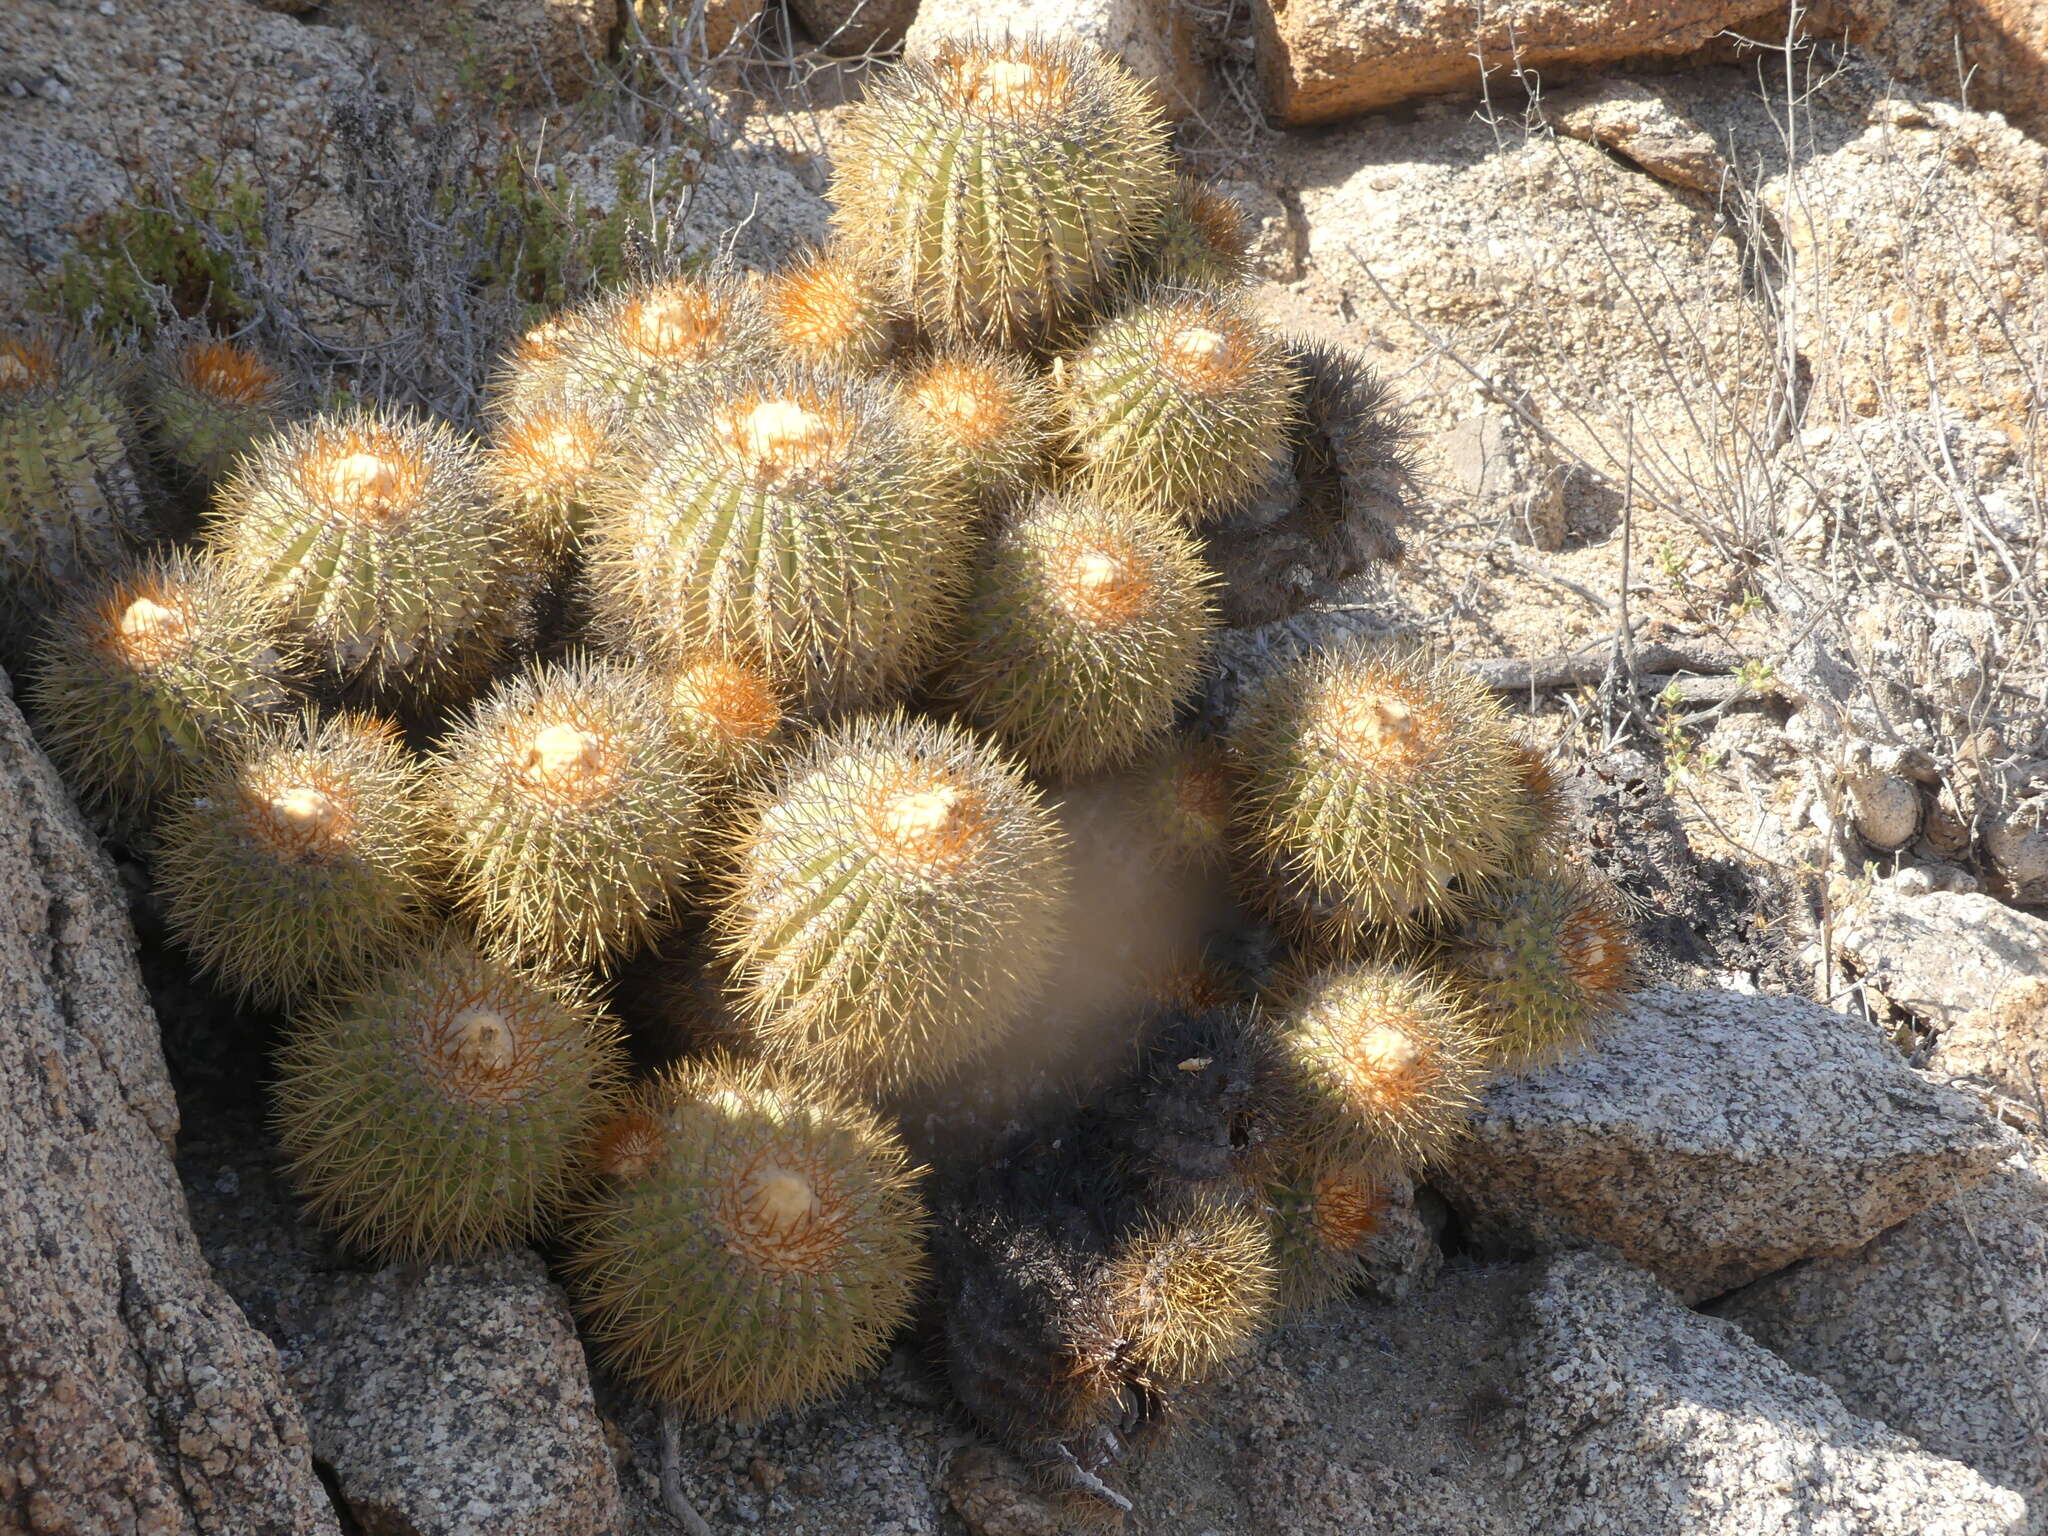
left=274, top=933, right=625, bottom=1259
left=208, top=405, right=523, bottom=701
left=717, top=712, right=1068, bottom=1093
left=564, top=1055, right=927, bottom=1418
left=432, top=655, right=705, bottom=973
left=156, top=710, right=438, bottom=1008
left=1125, top=738, right=1234, bottom=873
left=1230, top=642, right=1538, bottom=936
left=582, top=365, right=971, bottom=712
left=832, top=36, right=1173, bottom=348
left=948, top=491, right=1217, bottom=780
left=1441, top=866, right=1634, bottom=1071
left=148, top=335, right=296, bottom=487
left=1262, top=1151, right=1390, bottom=1312
left=27, top=549, right=302, bottom=824
left=0, top=334, right=150, bottom=648
left=1133, top=176, right=1251, bottom=288
left=1059, top=288, right=1298, bottom=525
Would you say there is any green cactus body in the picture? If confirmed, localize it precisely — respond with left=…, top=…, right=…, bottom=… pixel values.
left=717, top=713, right=1067, bottom=1094
left=1231, top=644, right=1538, bottom=936
left=550, top=271, right=773, bottom=417
left=762, top=246, right=900, bottom=372
left=1132, top=176, right=1251, bottom=289
left=1263, top=1152, right=1389, bottom=1312
left=897, top=348, right=1056, bottom=509
left=149, top=336, right=295, bottom=486
left=1270, top=960, right=1491, bottom=1169
left=0, top=336, right=150, bottom=646
left=948, top=492, right=1216, bottom=780
left=565, top=1057, right=927, bottom=1417
left=484, top=385, right=618, bottom=564
left=831, top=37, right=1173, bottom=349
left=582, top=366, right=971, bottom=713
left=156, top=710, right=438, bottom=1008
left=27, top=551, right=303, bottom=825
left=208, top=406, right=522, bottom=702
left=1443, top=867, right=1634, bottom=1072
left=274, top=934, right=625, bottom=1260
left=1059, top=289, right=1298, bottom=525
left=432, top=656, right=705, bottom=973
left=1126, top=738, right=1233, bottom=873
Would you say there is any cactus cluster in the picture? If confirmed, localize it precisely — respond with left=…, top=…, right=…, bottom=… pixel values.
left=5, top=36, right=1633, bottom=1477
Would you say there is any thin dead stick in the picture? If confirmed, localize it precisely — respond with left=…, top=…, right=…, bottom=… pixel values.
left=1468, top=641, right=1746, bottom=692
left=661, top=1405, right=715, bottom=1536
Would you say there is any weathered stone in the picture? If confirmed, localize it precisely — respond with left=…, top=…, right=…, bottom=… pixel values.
left=903, top=0, right=1209, bottom=120
left=1251, top=0, right=1780, bottom=125
left=1439, top=383, right=1569, bottom=550
left=430, top=0, right=617, bottom=104
left=1515, top=1249, right=2030, bottom=1535
left=788, top=0, right=918, bottom=53
left=1434, top=985, right=2010, bottom=1301
left=288, top=1250, right=623, bottom=1536
left=1834, top=881, right=2048, bottom=1031
left=632, top=0, right=766, bottom=59
left=0, top=672, right=341, bottom=1535
left=1809, top=0, right=2048, bottom=138
left=1718, top=1149, right=2048, bottom=1521
left=1931, top=978, right=2048, bottom=1116
left=1548, top=77, right=1730, bottom=193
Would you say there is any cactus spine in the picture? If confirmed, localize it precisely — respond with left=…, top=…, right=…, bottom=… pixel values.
left=156, top=710, right=438, bottom=1008
left=149, top=336, right=294, bottom=486
left=274, top=934, right=625, bottom=1259
left=1134, top=177, right=1252, bottom=288
left=948, top=492, right=1217, bottom=779
left=485, top=388, right=617, bottom=564
left=0, top=335, right=150, bottom=647
left=1231, top=643, right=1539, bottom=936
left=1269, top=961, right=1491, bottom=1168
left=208, top=405, right=521, bottom=701
left=548, top=271, right=773, bottom=416
left=831, top=36, right=1174, bottom=348
left=661, top=650, right=787, bottom=790
left=1059, top=288, right=1299, bottom=525
left=717, top=712, right=1068, bottom=1093
left=27, top=551, right=302, bottom=824
left=432, top=656, right=706, bottom=973
left=565, top=1056, right=927, bottom=1417
left=583, top=366, right=971, bottom=712
left=897, top=348, right=1056, bottom=509
left=761, top=246, right=900, bottom=371
left=1443, top=867, right=1634, bottom=1071
left=1262, top=1152, right=1390, bottom=1311
left=1105, top=1196, right=1277, bottom=1383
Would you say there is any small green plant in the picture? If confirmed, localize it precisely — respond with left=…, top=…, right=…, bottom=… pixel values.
left=37, top=163, right=265, bottom=343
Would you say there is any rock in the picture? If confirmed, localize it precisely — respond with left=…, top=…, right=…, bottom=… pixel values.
left=1548, top=77, right=1730, bottom=193
left=1844, top=771, right=1923, bottom=851
left=289, top=1250, right=623, bottom=1536
left=903, top=0, right=1209, bottom=120
left=1355, top=1167, right=1442, bottom=1302
left=184, top=1142, right=622, bottom=1536
left=1762, top=95, right=2048, bottom=433
left=1434, top=984, right=2011, bottom=1302
left=0, top=672, right=341, bottom=1535
left=945, top=1446, right=1071, bottom=1536
left=1931, top=978, right=2048, bottom=1114
left=1251, top=0, right=1779, bottom=125
left=788, top=0, right=918, bottom=53
left=1718, top=1149, right=2048, bottom=1519
left=1834, top=881, right=2048, bottom=1031
left=1439, top=381, right=1569, bottom=550
left=676, top=143, right=834, bottom=268
left=1984, top=766, right=2048, bottom=902
left=1515, top=1249, right=2031, bottom=1535
left=1809, top=0, right=2048, bottom=139
left=630, top=0, right=766, bottom=59
left=436, top=0, right=616, bottom=103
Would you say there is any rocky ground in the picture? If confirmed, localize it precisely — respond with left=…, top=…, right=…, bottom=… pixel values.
left=2, top=0, right=2045, bottom=1533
